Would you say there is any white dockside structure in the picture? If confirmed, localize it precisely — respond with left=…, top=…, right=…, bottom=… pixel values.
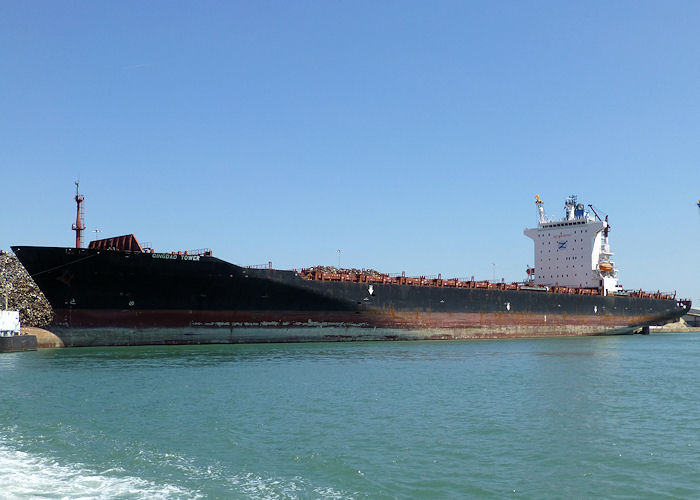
left=524, top=195, right=622, bottom=296
left=0, top=311, right=20, bottom=337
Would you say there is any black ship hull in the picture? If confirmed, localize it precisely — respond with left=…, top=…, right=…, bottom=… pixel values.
left=11, top=245, right=690, bottom=347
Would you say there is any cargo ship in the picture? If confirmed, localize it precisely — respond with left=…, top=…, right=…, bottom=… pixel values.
left=11, top=190, right=690, bottom=346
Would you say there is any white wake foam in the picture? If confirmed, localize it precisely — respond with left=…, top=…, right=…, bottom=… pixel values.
left=0, top=441, right=201, bottom=499
left=227, top=472, right=353, bottom=499
left=0, top=436, right=355, bottom=499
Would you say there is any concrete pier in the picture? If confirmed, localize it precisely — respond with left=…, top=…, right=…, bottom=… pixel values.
left=0, top=335, right=37, bottom=352
left=650, top=310, right=700, bottom=333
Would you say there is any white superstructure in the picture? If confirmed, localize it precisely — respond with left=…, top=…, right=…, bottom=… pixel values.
left=524, top=195, right=622, bottom=296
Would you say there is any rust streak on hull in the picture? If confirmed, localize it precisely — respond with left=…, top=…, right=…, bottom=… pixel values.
left=49, top=308, right=663, bottom=347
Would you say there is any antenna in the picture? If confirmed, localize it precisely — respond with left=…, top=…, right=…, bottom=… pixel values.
left=535, top=194, right=546, bottom=224
left=71, top=181, right=86, bottom=248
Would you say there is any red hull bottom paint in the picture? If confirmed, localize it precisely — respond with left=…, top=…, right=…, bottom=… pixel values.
left=50, top=309, right=651, bottom=347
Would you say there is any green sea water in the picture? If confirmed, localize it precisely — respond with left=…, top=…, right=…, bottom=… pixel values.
left=1, top=333, right=699, bottom=499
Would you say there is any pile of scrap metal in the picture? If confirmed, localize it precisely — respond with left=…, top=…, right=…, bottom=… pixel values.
left=0, top=250, right=53, bottom=327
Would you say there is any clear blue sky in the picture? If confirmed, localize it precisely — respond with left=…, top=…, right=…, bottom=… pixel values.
left=1, top=1, right=699, bottom=305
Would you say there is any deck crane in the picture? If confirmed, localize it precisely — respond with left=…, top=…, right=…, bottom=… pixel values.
left=587, top=204, right=611, bottom=237
left=587, top=204, right=602, bottom=221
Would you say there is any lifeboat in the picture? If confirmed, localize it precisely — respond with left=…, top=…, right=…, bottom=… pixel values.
left=599, top=262, right=613, bottom=272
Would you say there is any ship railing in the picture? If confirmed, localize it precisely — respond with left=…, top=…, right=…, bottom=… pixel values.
left=185, top=248, right=213, bottom=257
left=678, top=299, right=692, bottom=309
left=247, top=262, right=274, bottom=270
left=297, top=270, right=676, bottom=300
left=300, top=271, right=512, bottom=290
left=621, top=289, right=676, bottom=300
left=165, top=249, right=212, bottom=256
left=546, top=286, right=603, bottom=295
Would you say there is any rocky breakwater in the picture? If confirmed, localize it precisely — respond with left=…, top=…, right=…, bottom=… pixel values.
left=0, top=250, right=53, bottom=327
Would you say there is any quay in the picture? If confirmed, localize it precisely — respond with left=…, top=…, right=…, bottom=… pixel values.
left=651, top=308, right=700, bottom=333
left=0, top=310, right=37, bottom=352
